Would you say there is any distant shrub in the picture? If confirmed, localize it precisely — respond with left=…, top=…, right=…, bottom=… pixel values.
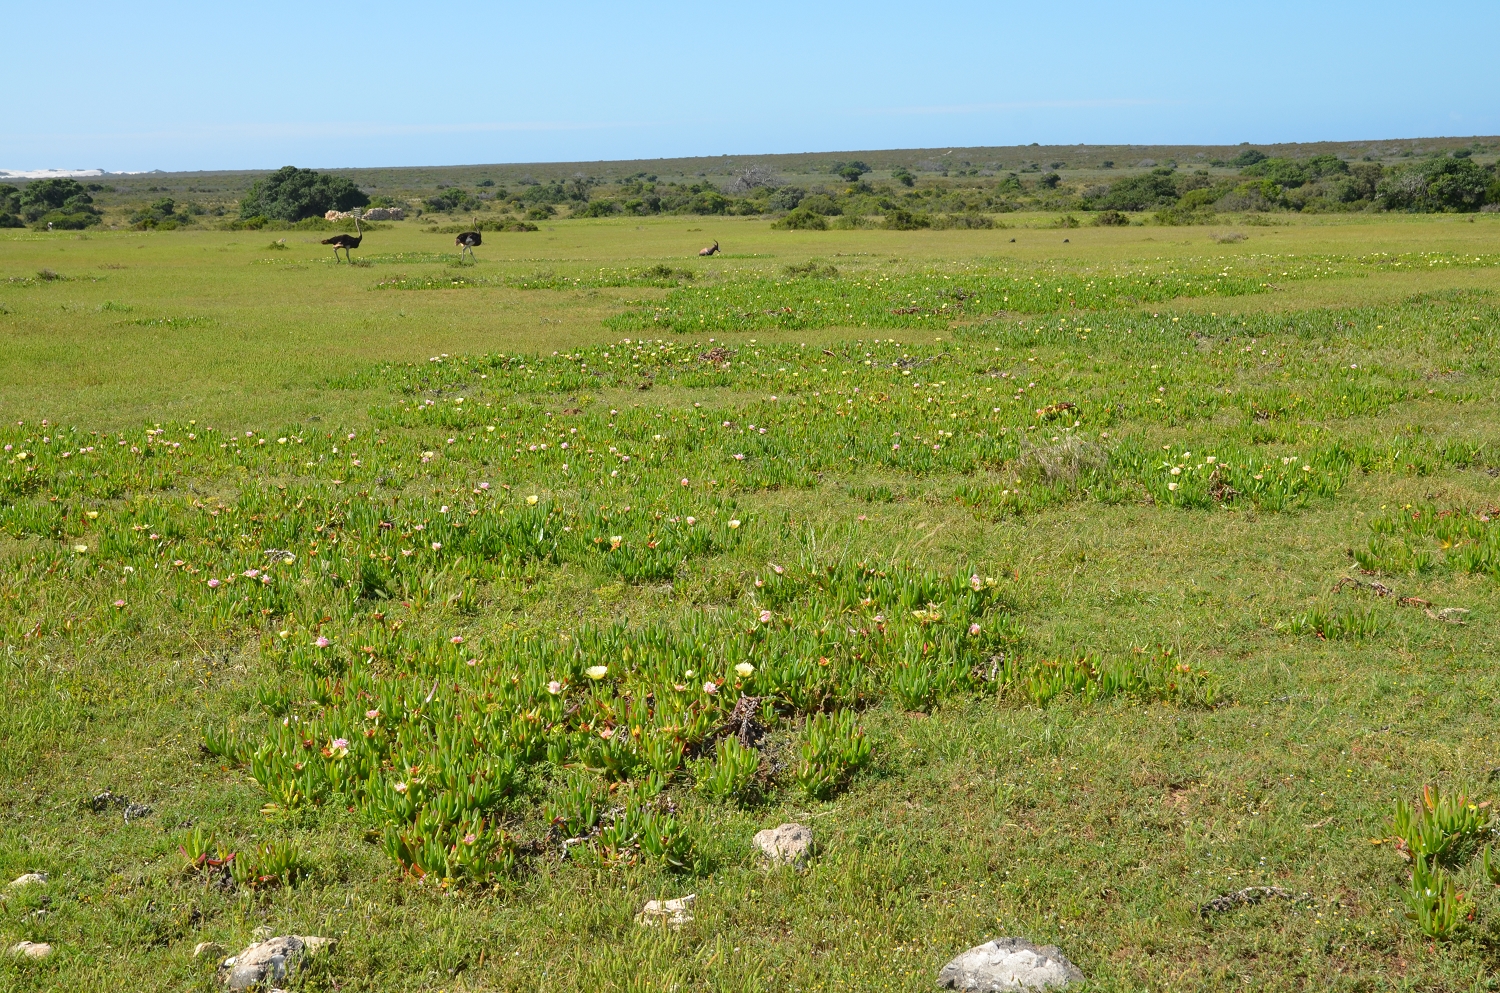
left=1093, top=210, right=1130, bottom=226
left=1086, top=170, right=1179, bottom=211
left=891, top=167, right=915, bottom=187
left=130, top=197, right=188, bottom=230
left=930, top=212, right=995, bottom=229
left=767, top=186, right=806, bottom=211
left=240, top=166, right=368, bottom=221
left=1241, top=157, right=1309, bottom=188
left=832, top=160, right=870, bottom=182
left=1229, top=148, right=1267, bottom=167
left=525, top=204, right=555, bottom=220
left=574, top=200, right=620, bottom=217
left=1038, top=172, right=1061, bottom=189
left=1377, top=157, right=1490, bottom=212
left=884, top=208, right=930, bottom=230
left=773, top=208, right=828, bottom=230
left=797, top=194, right=842, bottom=216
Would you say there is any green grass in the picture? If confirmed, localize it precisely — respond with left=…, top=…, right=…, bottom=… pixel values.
left=2, top=213, right=1500, bottom=991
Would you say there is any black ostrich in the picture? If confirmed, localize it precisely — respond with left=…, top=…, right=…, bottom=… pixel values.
left=455, top=217, right=482, bottom=261
left=321, top=215, right=363, bottom=263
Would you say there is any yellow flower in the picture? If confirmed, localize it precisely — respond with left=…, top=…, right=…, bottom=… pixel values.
left=585, top=665, right=609, bottom=680
left=73, top=544, right=87, bottom=553
left=728, top=519, right=741, bottom=529
left=527, top=494, right=539, bottom=505
left=735, top=662, right=755, bottom=678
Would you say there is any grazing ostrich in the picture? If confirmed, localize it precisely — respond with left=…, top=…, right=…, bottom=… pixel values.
left=322, top=215, right=363, bottom=263
left=698, top=240, right=719, bottom=257
left=455, top=217, right=482, bottom=261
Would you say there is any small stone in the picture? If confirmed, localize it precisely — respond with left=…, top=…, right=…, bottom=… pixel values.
left=194, top=941, right=226, bottom=961
left=937, top=938, right=1083, bottom=991
left=637, top=894, right=695, bottom=927
left=753, top=823, right=814, bottom=866
left=218, top=935, right=335, bottom=990
left=9, top=873, right=47, bottom=889
left=10, top=941, right=52, bottom=960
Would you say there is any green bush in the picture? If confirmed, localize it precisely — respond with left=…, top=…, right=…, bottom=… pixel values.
left=1093, top=209, right=1130, bottom=226
left=884, top=208, right=930, bottom=231
left=891, top=167, right=915, bottom=187
left=1087, top=170, right=1179, bottom=211
left=1377, top=157, right=1490, bottom=212
left=773, top=208, right=828, bottom=230
left=574, top=200, right=620, bottom=217
left=1229, top=148, right=1267, bottom=167
left=239, top=166, right=368, bottom=221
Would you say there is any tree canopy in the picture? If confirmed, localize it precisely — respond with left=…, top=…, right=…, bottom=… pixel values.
left=239, top=166, right=369, bottom=221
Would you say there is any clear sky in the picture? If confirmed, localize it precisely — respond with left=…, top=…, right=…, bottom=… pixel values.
left=5, top=1, right=1498, bottom=172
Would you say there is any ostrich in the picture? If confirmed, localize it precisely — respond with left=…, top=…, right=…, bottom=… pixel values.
left=321, top=215, right=363, bottom=263
left=698, top=240, right=719, bottom=257
left=455, top=217, right=482, bottom=261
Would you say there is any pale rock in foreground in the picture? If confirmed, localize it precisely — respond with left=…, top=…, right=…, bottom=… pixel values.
left=218, top=935, right=335, bottom=990
left=937, top=938, right=1084, bottom=991
left=753, top=822, right=814, bottom=866
left=10, top=941, right=52, bottom=960
left=9, top=873, right=47, bottom=889
left=637, top=894, right=695, bottom=927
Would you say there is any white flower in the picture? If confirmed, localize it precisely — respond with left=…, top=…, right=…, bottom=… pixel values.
left=547, top=680, right=562, bottom=695
left=735, top=663, right=755, bottom=678
left=1170, top=466, right=1181, bottom=475
left=1168, top=482, right=1178, bottom=491
left=585, top=665, right=608, bottom=680
left=728, top=519, right=741, bottom=529
left=73, top=544, right=87, bottom=553
left=703, top=681, right=719, bottom=695
left=527, top=494, right=539, bottom=505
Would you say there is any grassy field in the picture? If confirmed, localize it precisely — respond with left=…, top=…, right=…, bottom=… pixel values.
left=2, top=212, right=1500, bottom=992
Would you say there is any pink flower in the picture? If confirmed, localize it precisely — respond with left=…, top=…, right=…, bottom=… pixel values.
left=365, top=709, right=380, bottom=720
left=969, top=623, right=982, bottom=636
left=463, top=833, right=477, bottom=845
left=680, top=478, right=690, bottom=486
left=113, top=599, right=125, bottom=608
left=733, top=453, right=745, bottom=461
left=431, top=542, right=442, bottom=551
left=759, top=610, right=773, bottom=623
left=331, top=738, right=349, bottom=750
left=771, top=564, right=785, bottom=575
left=479, top=482, right=490, bottom=490
left=547, top=681, right=562, bottom=695
left=466, top=658, right=479, bottom=666
left=243, top=569, right=260, bottom=578
left=314, top=636, right=330, bottom=648
left=394, top=781, right=407, bottom=793
left=450, top=635, right=464, bottom=644
left=207, top=578, right=220, bottom=588
left=703, top=681, right=719, bottom=695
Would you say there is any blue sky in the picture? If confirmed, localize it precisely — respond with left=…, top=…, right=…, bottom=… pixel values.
left=5, top=1, right=1498, bottom=172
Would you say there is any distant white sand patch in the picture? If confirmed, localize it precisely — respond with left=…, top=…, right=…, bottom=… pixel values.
left=0, top=168, right=154, bottom=180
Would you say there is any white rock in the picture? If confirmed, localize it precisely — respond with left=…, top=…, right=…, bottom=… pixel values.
left=218, top=935, right=335, bottom=990
left=754, top=822, right=814, bottom=866
left=637, top=894, right=695, bottom=927
left=9, top=873, right=47, bottom=889
left=937, top=938, right=1083, bottom=991
left=10, top=941, right=52, bottom=960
